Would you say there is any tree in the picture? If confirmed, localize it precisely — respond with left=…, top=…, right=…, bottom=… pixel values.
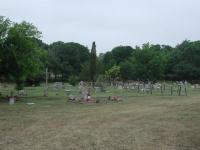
left=0, top=16, right=10, bottom=44
left=0, top=16, right=11, bottom=79
left=89, top=41, right=97, bottom=82
left=48, top=42, right=90, bottom=81
left=105, top=65, right=121, bottom=82
left=167, top=40, right=200, bottom=81
left=111, top=46, right=134, bottom=64
left=120, top=61, right=134, bottom=81
left=102, top=51, right=116, bottom=71
left=79, top=61, right=90, bottom=81
left=102, top=46, right=134, bottom=71
left=1, top=20, right=44, bottom=89
left=130, top=43, right=166, bottom=81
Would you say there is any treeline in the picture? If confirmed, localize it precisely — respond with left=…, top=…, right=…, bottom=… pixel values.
left=47, top=35, right=200, bottom=83
left=115, top=42, right=200, bottom=81
left=102, top=41, right=200, bottom=82
left=1, top=16, right=200, bottom=89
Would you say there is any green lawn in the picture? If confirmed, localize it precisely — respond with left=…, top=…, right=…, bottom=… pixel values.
left=0, top=85, right=200, bottom=150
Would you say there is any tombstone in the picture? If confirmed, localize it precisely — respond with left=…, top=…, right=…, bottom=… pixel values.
left=154, top=83, right=161, bottom=91
left=9, top=97, right=15, bottom=105
left=18, top=90, right=27, bottom=96
left=65, top=90, right=71, bottom=95
left=118, top=85, right=123, bottom=90
left=44, top=89, right=48, bottom=97
left=62, top=83, right=65, bottom=89
left=180, top=81, right=184, bottom=86
left=145, top=84, right=152, bottom=94
left=78, top=81, right=84, bottom=93
left=94, top=87, right=101, bottom=93
left=140, top=88, right=145, bottom=92
left=79, top=85, right=88, bottom=100
left=123, top=83, right=127, bottom=89
left=54, top=82, right=62, bottom=90
left=184, top=81, right=188, bottom=85
left=68, top=95, right=76, bottom=101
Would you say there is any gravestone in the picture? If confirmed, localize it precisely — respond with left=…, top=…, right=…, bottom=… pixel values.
left=54, top=82, right=63, bottom=90
left=94, top=87, right=101, bottom=93
left=78, top=81, right=92, bottom=101
left=18, top=90, right=27, bottom=96
left=9, top=97, right=15, bottom=105
left=65, top=90, right=71, bottom=95
left=118, top=85, right=123, bottom=90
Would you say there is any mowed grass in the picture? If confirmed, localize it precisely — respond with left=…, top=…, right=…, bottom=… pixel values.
left=1, top=85, right=200, bottom=150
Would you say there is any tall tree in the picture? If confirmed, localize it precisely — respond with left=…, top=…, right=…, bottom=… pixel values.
left=105, top=65, right=121, bottom=83
left=48, top=42, right=90, bottom=81
left=129, top=43, right=166, bottom=81
left=111, top=46, right=134, bottom=64
left=167, top=40, right=200, bottom=81
left=1, top=20, right=45, bottom=89
left=0, top=16, right=11, bottom=79
left=90, top=41, right=97, bottom=82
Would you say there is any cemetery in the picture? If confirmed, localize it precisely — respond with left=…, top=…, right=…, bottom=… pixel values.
left=0, top=81, right=193, bottom=105
left=1, top=4, right=200, bottom=149
left=0, top=81, right=200, bottom=149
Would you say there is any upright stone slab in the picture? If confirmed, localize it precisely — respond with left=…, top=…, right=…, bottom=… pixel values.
left=9, top=97, right=15, bottom=105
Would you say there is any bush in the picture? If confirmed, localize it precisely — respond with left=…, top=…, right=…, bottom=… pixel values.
left=68, top=75, right=79, bottom=86
left=15, top=81, right=24, bottom=90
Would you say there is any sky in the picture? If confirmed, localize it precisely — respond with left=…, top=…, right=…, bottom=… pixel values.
left=1, top=0, right=200, bottom=53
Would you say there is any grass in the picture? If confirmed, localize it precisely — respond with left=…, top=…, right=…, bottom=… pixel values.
left=0, top=84, right=200, bottom=150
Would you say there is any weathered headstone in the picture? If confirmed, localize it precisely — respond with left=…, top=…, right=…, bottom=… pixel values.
left=18, top=90, right=27, bottom=96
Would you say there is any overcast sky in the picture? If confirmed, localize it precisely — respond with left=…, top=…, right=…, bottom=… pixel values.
left=1, top=0, right=200, bottom=53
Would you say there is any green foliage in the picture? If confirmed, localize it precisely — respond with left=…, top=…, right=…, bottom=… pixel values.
left=0, top=18, right=45, bottom=89
left=79, top=62, right=90, bottom=81
left=96, top=74, right=106, bottom=83
left=130, top=43, right=167, bottom=81
left=105, top=65, right=121, bottom=81
left=1, top=16, right=200, bottom=84
left=102, top=43, right=171, bottom=81
left=0, top=16, right=10, bottom=44
left=0, top=16, right=11, bottom=77
left=89, top=42, right=97, bottom=82
left=48, top=42, right=90, bottom=81
left=95, top=74, right=107, bottom=90
left=112, top=46, right=134, bottom=64
left=167, top=40, right=200, bottom=80
left=120, top=61, right=135, bottom=81
left=68, top=75, right=79, bottom=86
left=102, top=46, right=134, bottom=71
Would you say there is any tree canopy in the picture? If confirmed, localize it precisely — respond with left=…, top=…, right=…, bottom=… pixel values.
left=48, top=41, right=90, bottom=81
left=0, top=17, right=46, bottom=89
left=1, top=16, right=200, bottom=88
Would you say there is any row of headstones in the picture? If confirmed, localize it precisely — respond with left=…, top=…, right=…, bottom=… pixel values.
left=191, top=84, right=200, bottom=89
left=6, top=81, right=200, bottom=98
left=83, top=81, right=189, bottom=96
left=52, top=81, right=199, bottom=91
left=103, top=82, right=188, bottom=96
left=118, top=83, right=188, bottom=96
